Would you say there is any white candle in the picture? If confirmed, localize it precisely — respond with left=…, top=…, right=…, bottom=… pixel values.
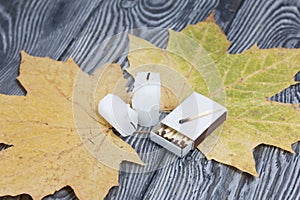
left=132, top=72, right=160, bottom=127
left=98, top=94, right=138, bottom=136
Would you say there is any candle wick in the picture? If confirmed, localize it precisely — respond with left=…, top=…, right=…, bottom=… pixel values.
left=146, top=72, right=150, bottom=81
left=130, top=122, right=137, bottom=129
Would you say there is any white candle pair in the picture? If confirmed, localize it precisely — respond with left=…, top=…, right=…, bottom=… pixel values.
left=98, top=71, right=161, bottom=136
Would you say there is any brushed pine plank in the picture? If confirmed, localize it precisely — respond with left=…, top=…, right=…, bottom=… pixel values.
left=0, top=0, right=299, bottom=200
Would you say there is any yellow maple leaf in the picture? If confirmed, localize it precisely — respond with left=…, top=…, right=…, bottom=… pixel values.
left=0, top=52, right=143, bottom=199
left=127, top=20, right=300, bottom=176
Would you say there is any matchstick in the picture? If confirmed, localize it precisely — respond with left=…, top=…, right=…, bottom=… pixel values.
left=179, top=108, right=223, bottom=124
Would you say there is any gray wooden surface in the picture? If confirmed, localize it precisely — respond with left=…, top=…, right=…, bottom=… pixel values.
left=0, top=0, right=299, bottom=199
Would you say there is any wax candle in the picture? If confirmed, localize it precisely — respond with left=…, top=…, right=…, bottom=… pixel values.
left=98, top=94, right=138, bottom=136
left=132, top=72, right=161, bottom=127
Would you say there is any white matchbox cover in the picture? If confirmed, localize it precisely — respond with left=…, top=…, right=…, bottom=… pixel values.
left=150, top=92, right=227, bottom=157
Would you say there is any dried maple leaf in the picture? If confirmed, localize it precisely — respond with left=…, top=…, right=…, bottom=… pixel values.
left=127, top=19, right=300, bottom=176
left=0, top=52, right=143, bottom=199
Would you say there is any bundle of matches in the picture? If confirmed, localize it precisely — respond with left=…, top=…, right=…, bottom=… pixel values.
left=155, top=125, right=192, bottom=149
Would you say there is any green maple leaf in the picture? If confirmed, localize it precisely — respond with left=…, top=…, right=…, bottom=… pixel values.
left=127, top=18, right=300, bottom=176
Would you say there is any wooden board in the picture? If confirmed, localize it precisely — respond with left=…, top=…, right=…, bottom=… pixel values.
left=0, top=0, right=299, bottom=199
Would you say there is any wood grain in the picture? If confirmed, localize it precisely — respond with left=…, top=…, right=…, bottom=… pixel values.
left=225, top=0, right=300, bottom=53
left=0, top=0, right=105, bottom=95
left=0, top=143, right=12, bottom=151
left=0, top=0, right=299, bottom=199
